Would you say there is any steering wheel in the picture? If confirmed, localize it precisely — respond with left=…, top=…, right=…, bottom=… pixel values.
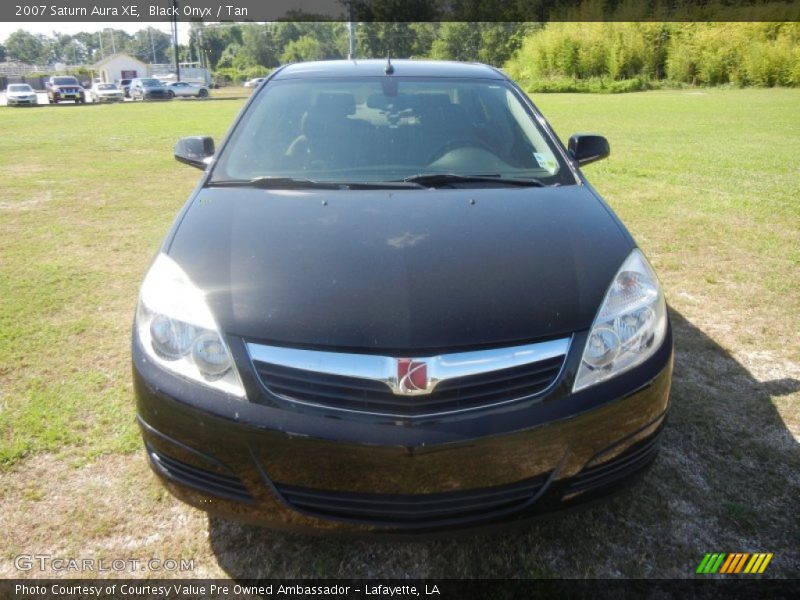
left=426, top=138, right=495, bottom=164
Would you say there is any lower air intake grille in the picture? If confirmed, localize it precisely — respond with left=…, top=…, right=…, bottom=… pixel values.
left=275, top=474, right=550, bottom=527
left=147, top=446, right=254, bottom=503
left=567, top=429, right=662, bottom=495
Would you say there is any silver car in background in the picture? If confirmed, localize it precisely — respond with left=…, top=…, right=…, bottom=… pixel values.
left=90, top=82, right=124, bottom=103
left=6, top=83, right=38, bottom=106
left=165, top=82, right=210, bottom=99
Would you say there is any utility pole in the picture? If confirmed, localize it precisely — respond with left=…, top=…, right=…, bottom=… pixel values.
left=200, top=29, right=207, bottom=69
left=347, top=22, right=355, bottom=59
left=346, top=1, right=355, bottom=59
left=98, top=30, right=104, bottom=60
left=148, top=27, right=157, bottom=64
left=110, top=29, right=116, bottom=54
left=195, top=27, right=204, bottom=69
left=172, top=0, right=181, bottom=82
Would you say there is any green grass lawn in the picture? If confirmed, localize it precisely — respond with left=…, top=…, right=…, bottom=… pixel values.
left=0, top=99, right=245, bottom=467
left=0, top=89, right=798, bottom=578
left=534, top=88, right=800, bottom=357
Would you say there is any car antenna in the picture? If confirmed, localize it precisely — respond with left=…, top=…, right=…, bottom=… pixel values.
left=385, top=52, right=394, bottom=75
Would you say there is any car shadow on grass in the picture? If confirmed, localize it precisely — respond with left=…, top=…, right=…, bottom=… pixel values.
left=207, top=309, right=799, bottom=578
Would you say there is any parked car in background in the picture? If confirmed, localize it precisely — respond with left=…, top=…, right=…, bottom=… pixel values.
left=165, top=81, right=210, bottom=99
left=243, top=77, right=266, bottom=88
left=5, top=83, right=38, bottom=106
left=90, top=82, right=124, bottom=103
left=45, top=76, right=85, bottom=104
left=135, top=60, right=673, bottom=534
left=130, top=78, right=171, bottom=101
left=118, top=79, right=133, bottom=98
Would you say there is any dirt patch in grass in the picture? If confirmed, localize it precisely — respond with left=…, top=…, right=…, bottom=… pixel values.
left=0, top=191, right=53, bottom=211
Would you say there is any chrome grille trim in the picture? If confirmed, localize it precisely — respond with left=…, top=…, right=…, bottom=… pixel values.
left=246, top=337, right=571, bottom=418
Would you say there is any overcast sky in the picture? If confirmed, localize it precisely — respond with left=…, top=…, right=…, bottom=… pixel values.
left=0, top=22, right=191, bottom=44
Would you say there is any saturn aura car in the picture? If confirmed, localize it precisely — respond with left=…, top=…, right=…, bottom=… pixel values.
left=133, top=60, right=673, bottom=533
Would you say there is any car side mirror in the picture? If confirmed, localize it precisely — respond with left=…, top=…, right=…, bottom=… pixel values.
left=568, top=134, right=610, bottom=166
left=174, top=136, right=215, bottom=169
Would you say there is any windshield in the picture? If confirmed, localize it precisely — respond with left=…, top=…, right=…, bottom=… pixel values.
left=8, top=84, right=32, bottom=92
left=211, top=77, right=573, bottom=186
left=97, top=83, right=117, bottom=90
left=53, top=77, right=79, bottom=86
left=140, top=79, right=161, bottom=87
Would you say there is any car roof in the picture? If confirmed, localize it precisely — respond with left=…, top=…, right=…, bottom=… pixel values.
left=272, top=59, right=505, bottom=80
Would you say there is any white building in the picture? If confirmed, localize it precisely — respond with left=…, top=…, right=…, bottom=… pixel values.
left=92, top=53, right=150, bottom=84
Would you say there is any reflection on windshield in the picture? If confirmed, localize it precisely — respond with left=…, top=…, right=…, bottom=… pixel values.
left=212, top=77, right=573, bottom=187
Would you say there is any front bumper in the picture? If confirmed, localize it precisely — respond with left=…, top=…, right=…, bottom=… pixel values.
left=53, top=93, right=84, bottom=103
left=8, top=97, right=37, bottom=105
left=134, top=326, right=673, bottom=534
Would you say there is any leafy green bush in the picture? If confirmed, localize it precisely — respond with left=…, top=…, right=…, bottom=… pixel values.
left=506, top=21, right=800, bottom=91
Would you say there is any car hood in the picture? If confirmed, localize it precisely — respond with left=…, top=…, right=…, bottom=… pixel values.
left=167, top=185, right=633, bottom=352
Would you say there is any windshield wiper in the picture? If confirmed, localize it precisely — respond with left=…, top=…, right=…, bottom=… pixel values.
left=208, top=177, right=424, bottom=190
left=209, top=177, right=340, bottom=190
left=401, top=173, right=547, bottom=188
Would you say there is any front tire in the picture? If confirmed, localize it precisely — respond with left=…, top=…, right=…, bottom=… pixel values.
left=167, top=90, right=175, bottom=99
left=198, top=88, right=208, bottom=98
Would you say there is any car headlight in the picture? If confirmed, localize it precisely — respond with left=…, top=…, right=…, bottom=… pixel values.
left=135, top=253, right=245, bottom=397
left=573, top=249, right=668, bottom=392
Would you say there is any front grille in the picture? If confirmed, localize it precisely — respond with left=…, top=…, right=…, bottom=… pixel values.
left=567, top=428, right=662, bottom=495
left=276, top=474, right=550, bottom=527
left=253, top=355, right=564, bottom=417
left=147, top=445, right=254, bottom=503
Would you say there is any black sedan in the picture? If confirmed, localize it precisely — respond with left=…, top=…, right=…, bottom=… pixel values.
left=133, top=60, right=672, bottom=533
left=129, top=78, right=171, bottom=101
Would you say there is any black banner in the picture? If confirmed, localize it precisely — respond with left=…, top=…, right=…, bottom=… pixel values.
left=2, top=0, right=799, bottom=23
left=2, top=579, right=800, bottom=600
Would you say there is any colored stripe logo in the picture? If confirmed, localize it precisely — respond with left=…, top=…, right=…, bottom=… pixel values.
left=697, top=553, right=773, bottom=574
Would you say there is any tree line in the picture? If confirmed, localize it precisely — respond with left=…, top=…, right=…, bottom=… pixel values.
left=193, top=22, right=536, bottom=81
left=2, top=20, right=798, bottom=89
left=0, top=22, right=533, bottom=77
left=2, top=28, right=174, bottom=66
